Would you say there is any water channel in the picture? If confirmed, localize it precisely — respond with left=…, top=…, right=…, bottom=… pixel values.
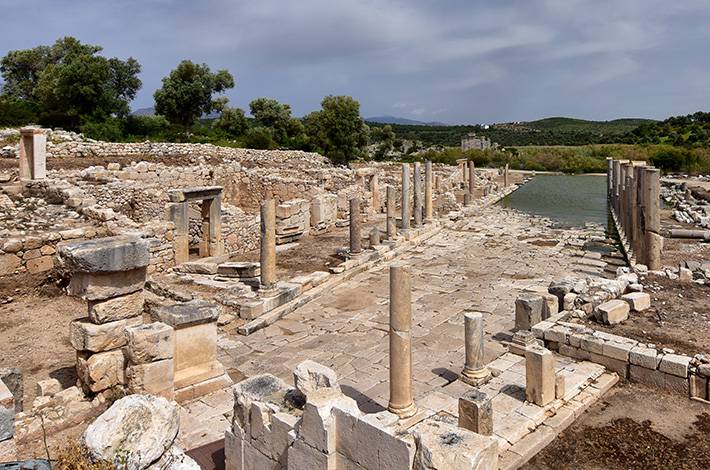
left=498, top=174, right=609, bottom=231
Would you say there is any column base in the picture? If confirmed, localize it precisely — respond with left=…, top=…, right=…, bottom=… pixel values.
left=258, top=285, right=280, bottom=298
left=388, top=401, right=418, bottom=419
left=460, top=367, right=492, bottom=386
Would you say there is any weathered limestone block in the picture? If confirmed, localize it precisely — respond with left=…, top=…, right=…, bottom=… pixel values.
left=515, top=293, right=544, bottom=331
left=300, top=388, right=359, bottom=454
left=126, top=322, right=174, bottom=364
left=659, top=354, right=691, bottom=378
left=36, top=378, right=62, bottom=397
left=276, top=199, right=310, bottom=244
left=217, top=262, right=260, bottom=279
left=288, top=438, right=336, bottom=469
left=596, top=300, right=630, bottom=325
left=76, top=350, right=126, bottom=393
left=0, top=254, right=21, bottom=276
left=310, top=194, right=338, bottom=230
left=88, top=291, right=145, bottom=324
left=83, top=395, right=179, bottom=470
left=411, top=418, right=498, bottom=470
left=70, top=318, right=133, bottom=352
left=0, top=381, right=13, bottom=441
left=542, top=293, right=559, bottom=318
left=58, top=236, right=150, bottom=273
left=459, top=389, right=493, bottom=436
left=0, top=368, right=23, bottom=414
left=293, top=360, right=340, bottom=395
left=525, top=346, right=555, bottom=406
left=621, top=292, right=651, bottom=312
left=126, top=359, right=175, bottom=400
left=334, top=409, right=415, bottom=470
left=69, top=267, right=147, bottom=301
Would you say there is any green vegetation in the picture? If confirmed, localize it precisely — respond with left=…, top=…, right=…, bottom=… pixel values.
left=0, top=36, right=141, bottom=129
left=626, top=111, right=710, bottom=147
left=154, top=60, right=234, bottom=133
left=304, top=95, right=370, bottom=163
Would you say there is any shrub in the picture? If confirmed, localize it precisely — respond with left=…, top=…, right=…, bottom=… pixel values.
left=243, top=126, right=275, bottom=149
left=80, top=119, right=124, bottom=142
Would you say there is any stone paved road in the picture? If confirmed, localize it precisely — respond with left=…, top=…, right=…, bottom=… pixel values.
left=215, top=206, right=604, bottom=413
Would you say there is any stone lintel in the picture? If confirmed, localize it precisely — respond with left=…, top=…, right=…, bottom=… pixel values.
left=168, top=186, right=223, bottom=202
left=150, top=300, right=220, bottom=328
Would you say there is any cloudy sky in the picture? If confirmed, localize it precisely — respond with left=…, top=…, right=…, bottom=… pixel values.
left=2, top=0, right=710, bottom=124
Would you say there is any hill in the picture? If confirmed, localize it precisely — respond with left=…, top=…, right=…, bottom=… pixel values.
left=365, top=116, right=445, bottom=126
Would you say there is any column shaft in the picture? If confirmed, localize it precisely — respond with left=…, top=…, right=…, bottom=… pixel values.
left=460, top=311, right=491, bottom=385
left=349, top=197, right=362, bottom=254
left=468, top=160, right=475, bottom=195
left=413, top=162, right=422, bottom=227
left=388, top=264, right=416, bottom=418
left=260, top=199, right=276, bottom=290
left=643, top=168, right=662, bottom=270
left=424, top=160, right=433, bottom=222
left=401, top=164, right=411, bottom=230
left=386, top=185, right=396, bottom=239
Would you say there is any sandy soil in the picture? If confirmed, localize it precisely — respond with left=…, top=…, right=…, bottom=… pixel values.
left=523, top=381, right=710, bottom=469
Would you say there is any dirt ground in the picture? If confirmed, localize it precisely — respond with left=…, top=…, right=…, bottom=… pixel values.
left=523, top=381, right=710, bottom=470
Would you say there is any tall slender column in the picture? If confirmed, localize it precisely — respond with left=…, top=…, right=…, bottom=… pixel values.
left=401, top=164, right=411, bottom=230
left=623, top=164, right=634, bottom=246
left=628, top=167, right=639, bottom=256
left=503, top=164, right=509, bottom=187
left=413, top=162, right=423, bottom=227
left=468, top=160, right=475, bottom=195
left=386, top=185, right=396, bottom=239
left=619, top=163, right=629, bottom=237
left=606, top=157, right=614, bottom=199
left=633, top=165, right=645, bottom=257
left=349, top=197, right=362, bottom=254
left=643, top=168, right=662, bottom=270
left=260, top=199, right=277, bottom=294
left=370, top=175, right=380, bottom=214
left=460, top=311, right=491, bottom=386
left=424, top=160, right=433, bottom=222
left=168, top=202, right=189, bottom=264
left=388, top=263, right=416, bottom=418
left=612, top=160, right=622, bottom=216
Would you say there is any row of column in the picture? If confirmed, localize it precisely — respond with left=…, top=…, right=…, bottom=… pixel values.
left=607, top=158, right=662, bottom=270
left=348, top=161, right=436, bottom=255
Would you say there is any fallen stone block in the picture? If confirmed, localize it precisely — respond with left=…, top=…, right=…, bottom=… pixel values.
left=0, top=368, right=23, bottom=413
left=35, top=379, right=62, bottom=398
left=0, top=381, right=14, bottom=441
left=88, top=291, right=144, bottom=324
left=411, top=418, right=498, bottom=470
left=515, top=293, right=544, bottom=331
left=69, top=267, right=147, bottom=301
left=293, top=360, right=340, bottom=395
left=596, top=299, right=629, bottom=325
left=621, top=292, right=651, bottom=312
left=126, top=322, right=174, bottom=364
left=126, top=359, right=175, bottom=400
left=58, top=236, right=150, bottom=273
left=76, top=350, right=126, bottom=393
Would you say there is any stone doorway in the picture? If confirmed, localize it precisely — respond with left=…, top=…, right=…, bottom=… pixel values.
left=167, top=186, right=224, bottom=264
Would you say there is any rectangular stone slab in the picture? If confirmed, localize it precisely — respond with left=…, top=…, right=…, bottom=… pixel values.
left=58, top=236, right=150, bottom=273
left=150, top=300, right=220, bottom=328
left=69, top=268, right=147, bottom=301
left=168, top=186, right=223, bottom=202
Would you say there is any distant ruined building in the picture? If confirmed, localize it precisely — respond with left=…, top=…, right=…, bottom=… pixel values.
left=461, top=132, right=498, bottom=151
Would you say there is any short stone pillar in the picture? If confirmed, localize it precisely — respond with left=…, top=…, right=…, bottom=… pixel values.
left=125, top=322, right=175, bottom=400
left=459, top=389, right=493, bottom=436
left=369, top=227, right=380, bottom=247
left=503, top=164, right=509, bottom=187
left=388, top=263, right=416, bottom=418
left=18, top=128, right=47, bottom=180
left=59, top=236, right=150, bottom=395
left=460, top=311, right=491, bottom=386
left=463, top=192, right=471, bottom=207
left=413, top=162, right=423, bottom=227
left=424, top=160, right=433, bottom=223
left=370, top=174, right=380, bottom=213
left=468, top=160, right=476, bottom=195
left=167, top=186, right=224, bottom=258
left=168, top=202, right=189, bottom=265
left=151, top=300, right=232, bottom=402
left=401, top=164, right=411, bottom=230
left=386, top=185, right=396, bottom=240
left=260, top=198, right=278, bottom=295
left=435, top=175, right=441, bottom=191
left=349, top=197, right=363, bottom=254
left=642, top=167, right=662, bottom=270
left=515, top=293, right=544, bottom=331
left=525, top=345, right=555, bottom=406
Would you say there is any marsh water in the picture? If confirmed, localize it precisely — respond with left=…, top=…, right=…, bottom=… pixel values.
left=499, top=174, right=608, bottom=230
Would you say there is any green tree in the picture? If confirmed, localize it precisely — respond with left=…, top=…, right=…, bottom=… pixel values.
left=0, top=37, right=141, bottom=129
left=248, top=97, right=297, bottom=144
left=154, top=60, right=234, bottom=133
left=213, top=106, right=249, bottom=136
left=304, top=95, right=369, bottom=163
left=244, top=126, right=275, bottom=149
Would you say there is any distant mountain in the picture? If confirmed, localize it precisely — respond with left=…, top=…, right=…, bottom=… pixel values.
left=519, top=117, right=657, bottom=134
left=365, top=116, right=446, bottom=126
left=132, top=107, right=155, bottom=116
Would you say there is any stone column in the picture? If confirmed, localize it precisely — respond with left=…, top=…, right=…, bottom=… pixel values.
left=370, top=174, right=380, bottom=214
left=624, top=164, right=634, bottom=246
left=401, top=164, right=411, bottom=230
left=349, top=197, right=362, bottom=254
left=386, top=185, right=396, bottom=239
left=525, top=345, right=555, bottom=406
left=260, top=199, right=277, bottom=294
left=460, top=311, right=491, bottom=386
left=388, top=263, right=416, bottom=418
left=19, top=128, right=47, bottom=180
left=468, top=160, right=475, bottom=196
left=612, top=160, right=621, bottom=216
left=503, top=164, right=509, bottom=187
left=642, top=167, right=662, bottom=270
left=463, top=192, right=471, bottom=207
left=168, top=202, right=189, bottom=264
left=628, top=167, right=638, bottom=256
left=606, top=157, right=613, bottom=198
left=207, top=195, right=223, bottom=257
left=369, top=227, right=380, bottom=247
left=435, top=175, right=441, bottom=191
left=424, top=160, right=433, bottom=223
left=413, top=162, right=423, bottom=227
left=632, top=165, right=645, bottom=258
